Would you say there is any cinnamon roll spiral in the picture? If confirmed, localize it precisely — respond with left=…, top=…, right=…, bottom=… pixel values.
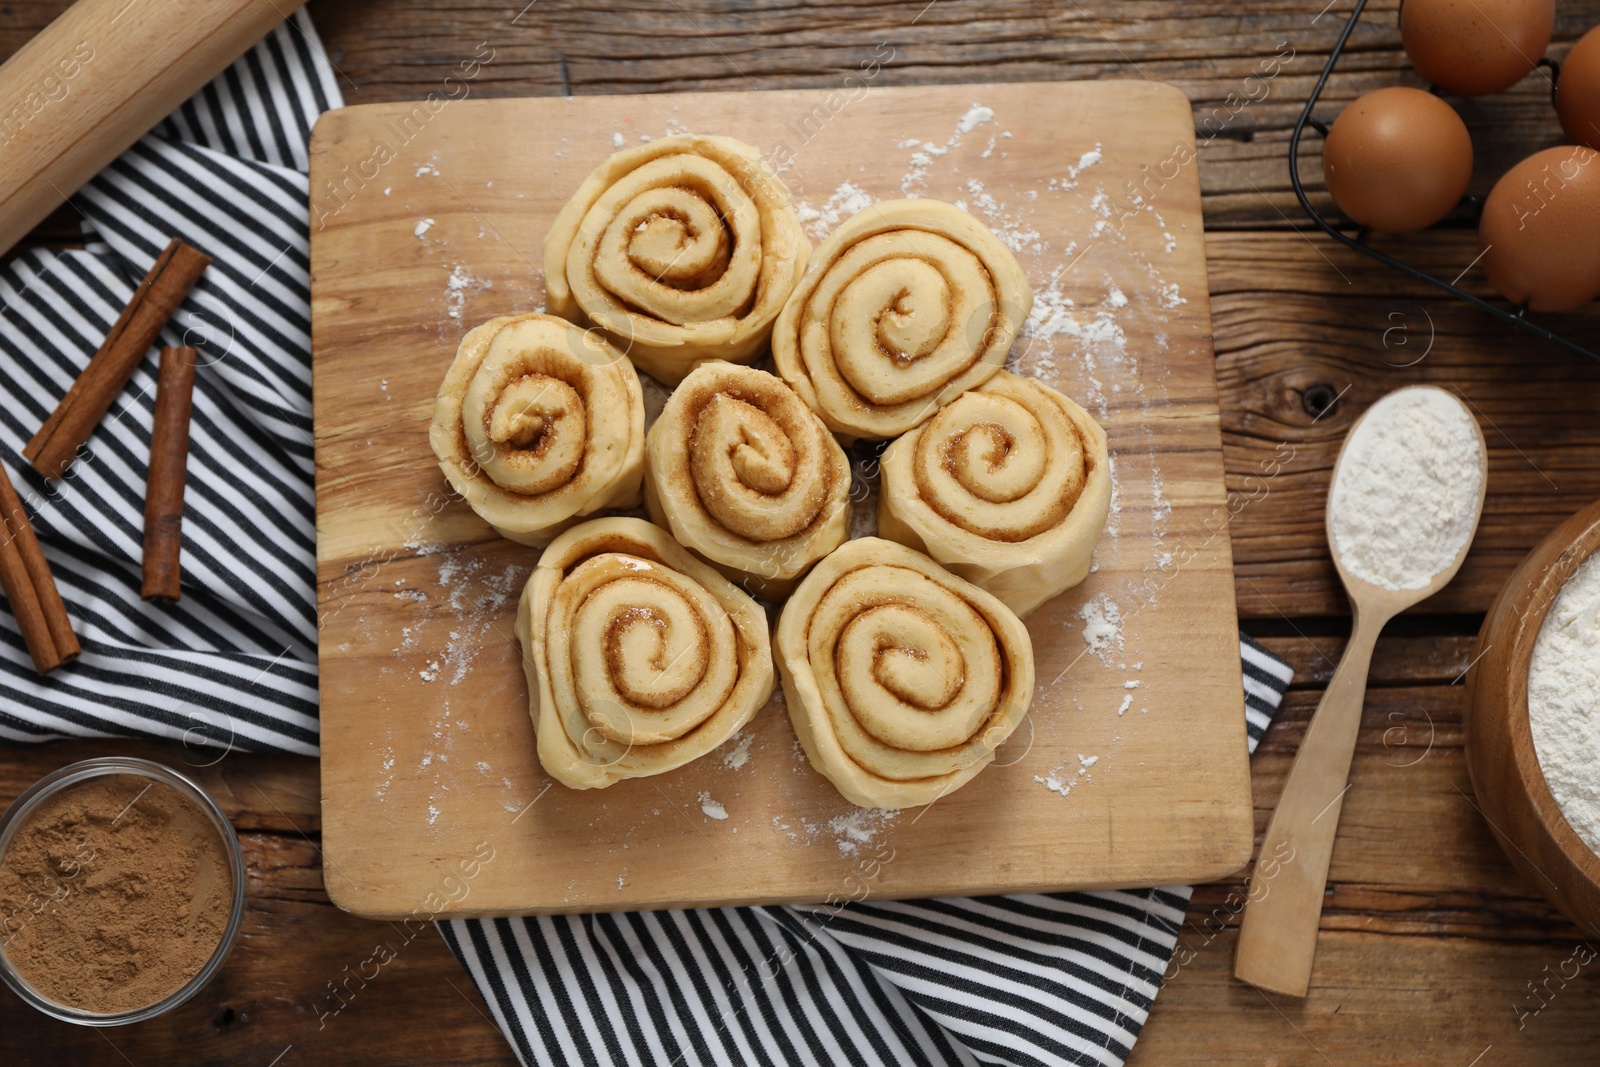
left=517, top=517, right=774, bottom=789
left=775, top=538, right=1034, bottom=809
left=544, top=135, right=810, bottom=386
left=645, top=362, right=850, bottom=598
left=773, top=199, right=1031, bottom=441
left=430, top=314, right=645, bottom=547
left=877, top=370, right=1111, bottom=618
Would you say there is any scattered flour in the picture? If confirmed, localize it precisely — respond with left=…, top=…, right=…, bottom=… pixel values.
left=612, top=131, right=626, bottom=148
left=374, top=746, right=396, bottom=802
left=962, top=178, right=1041, bottom=253
left=1036, top=752, right=1104, bottom=797
left=722, top=733, right=754, bottom=771
left=1035, top=771, right=1073, bottom=797
left=1068, top=145, right=1103, bottom=180
left=445, top=264, right=493, bottom=321
left=795, top=181, right=875, bottom=240
left=414, top=217, right=434, bottom=239
left=828, top=808, right=898, bottom=857
left=1019, top=284, right=1077, bottom=343
left=1104, top=455, right=1122, bottom=539
left=898, top=101, right=996, bottom=193
left=956, top=104, right=995, bottom=134
left=1009, top=270, right=1128, bottom=416
left=1529, top=552, right=1600, bottom=854
left=699, top=793, right=729, bottom=820
left=1327, top=387, right=1482, bottom=591
left=1150, top=467, right=1171, bottom=529
left=1079, top=595, right=1124, bottom=657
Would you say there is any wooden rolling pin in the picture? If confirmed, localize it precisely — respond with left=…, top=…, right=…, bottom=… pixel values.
left=0, top=0, right=305, bottom=258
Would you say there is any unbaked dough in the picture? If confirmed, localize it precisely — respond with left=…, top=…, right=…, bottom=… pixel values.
left=774, top=537, right=1035, bottom=808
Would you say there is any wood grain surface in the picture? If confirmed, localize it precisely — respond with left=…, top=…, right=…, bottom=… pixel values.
left=311, top=80, right=1254, bottom=917
left=3, top=0, right=1600, bottom=1063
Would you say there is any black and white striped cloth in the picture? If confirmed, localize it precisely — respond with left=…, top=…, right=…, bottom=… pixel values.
left=0, top=10, right=336, bottom=754
left=441, top=637, right=1291, bottom=1067
left=0, top=16, right=1297, bottom=1066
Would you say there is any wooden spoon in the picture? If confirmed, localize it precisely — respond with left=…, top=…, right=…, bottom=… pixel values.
left=1233, top=387, right=1488, bottom=997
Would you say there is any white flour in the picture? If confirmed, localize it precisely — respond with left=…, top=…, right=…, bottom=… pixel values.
left=1529, top=552, right=1600, bottom=854
left=1079, top=594, right=1123, bottom=656
left=698, top=792, right=728, bottom=820
left=1327, top=387, right=1482, bottom=590
left=827, top=808, right=898, bottom=856
left=722, top=733, right=754, bottom=770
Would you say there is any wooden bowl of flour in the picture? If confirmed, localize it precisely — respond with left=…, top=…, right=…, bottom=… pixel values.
left=1466, top=498, right=1600, bottom=934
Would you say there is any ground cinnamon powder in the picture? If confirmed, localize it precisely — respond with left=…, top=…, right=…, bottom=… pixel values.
left=0, top=773, right=232, bottom=1014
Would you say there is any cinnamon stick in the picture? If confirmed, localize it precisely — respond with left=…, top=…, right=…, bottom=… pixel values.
left=141, top=346, right=197, bottom=603
left=0, top=460, right=79, bottom=673
left=25, top=237, right=211, bottom=480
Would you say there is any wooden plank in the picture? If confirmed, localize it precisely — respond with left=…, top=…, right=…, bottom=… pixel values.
left=0, top=739, right=317, bottom=827
left=1251, top=632, right=1478, bottom=689
left=310, top=80, right=1253, bottom=918
left=1132, top=680, right=1595, bottom=1065
left=1210, top=231, right=1600, bottom=619
left=339, top=0, right=1575, bottom=233
left=2, top=0, right=1593, bottom=238
left=1135, top=931, right=1596, bottom=1066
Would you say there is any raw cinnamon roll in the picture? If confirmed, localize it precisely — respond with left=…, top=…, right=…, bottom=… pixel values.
left=430, top=314, right=645, bottom=547
left=645, top=362, right=850, bottom=599
left=775, top=538, right=1034, bottom=809
left=772, top=199, right=1031, bottom=441
left=517, top=517, right=774, bottom=789
left=544, top=135, right=810, bottom=386
left=877, top=370, right=1111, bottom=618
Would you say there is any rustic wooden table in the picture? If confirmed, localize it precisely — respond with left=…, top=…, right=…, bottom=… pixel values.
left=4, top=0, right=1600, bottom=1063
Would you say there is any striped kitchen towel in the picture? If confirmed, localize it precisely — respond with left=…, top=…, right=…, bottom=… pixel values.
left=441, top=637, right=1292, bottom=1067
left=0, top=9, right=335, bottom=753
left=0, top=14, right=1299, bottom=1067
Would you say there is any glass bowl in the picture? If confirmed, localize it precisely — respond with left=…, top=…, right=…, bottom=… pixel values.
left=0, top=756, right=247, bottom=1025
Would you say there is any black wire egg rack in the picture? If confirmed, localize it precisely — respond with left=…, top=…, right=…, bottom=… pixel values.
left=1288, top=0, right=1600, bottom=363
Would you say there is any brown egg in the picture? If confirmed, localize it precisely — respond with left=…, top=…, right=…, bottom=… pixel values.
left=1479, top=145, right=1600, bottom=311
left=1403, top=0, right=1555, bottom=96
left=1323, top=87, right=1473, bottom=232
left=1557, top=25, right=1600, bottom=149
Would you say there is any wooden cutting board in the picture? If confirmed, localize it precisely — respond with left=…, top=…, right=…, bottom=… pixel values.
left=310, top=81, right=1251, bottom=919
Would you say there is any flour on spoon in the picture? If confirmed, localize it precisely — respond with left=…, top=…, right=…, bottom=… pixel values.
left=1328, top=387, right=1483, bottom=590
